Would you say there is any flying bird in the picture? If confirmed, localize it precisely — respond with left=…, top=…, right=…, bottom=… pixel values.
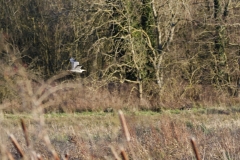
left=69, top=57, right=86, bottom=73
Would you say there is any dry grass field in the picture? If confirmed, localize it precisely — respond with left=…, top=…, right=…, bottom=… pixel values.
left=0, top=108, right=240, bottom=160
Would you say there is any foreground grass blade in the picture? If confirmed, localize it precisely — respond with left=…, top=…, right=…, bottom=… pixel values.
left=21, top=119, right=30, bottom=147
left=191, top=137, right=201, bottom=160
left=44, top=135, right=60, bottom=160
left=64, top=153, right=69, bottom=160
left=120, top=147, right=129, bottom=160
left=110, top=146, right=121, bottom=160
left=6, top=150, right=15, bottom=160
left=37, top=154, right=43, bottom=160
left=118, top=110, right=131, bottom=142
left=9, top=134, right=25, bottom=158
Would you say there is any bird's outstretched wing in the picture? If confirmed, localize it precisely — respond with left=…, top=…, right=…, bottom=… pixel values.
left=75, top=65, right=83, bottom=69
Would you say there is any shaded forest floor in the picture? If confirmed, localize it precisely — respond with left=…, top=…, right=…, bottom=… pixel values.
left=1, top=107, right=240, bottom=159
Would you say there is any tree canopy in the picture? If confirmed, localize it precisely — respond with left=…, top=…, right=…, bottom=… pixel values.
left=1, top=0, right=240, bottom=109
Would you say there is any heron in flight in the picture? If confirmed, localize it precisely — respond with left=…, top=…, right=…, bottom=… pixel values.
left=69, top=57, right=86, bottom=73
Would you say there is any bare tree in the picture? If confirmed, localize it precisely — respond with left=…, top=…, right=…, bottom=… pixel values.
left=150, top=0, right=186, bottom=93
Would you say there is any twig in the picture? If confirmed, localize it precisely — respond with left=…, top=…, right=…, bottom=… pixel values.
left=190, top=137, right=201, bottom=160
left=9, top=134, right=25, bottom=158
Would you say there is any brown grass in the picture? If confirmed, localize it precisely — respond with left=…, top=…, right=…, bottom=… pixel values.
left=1, top=110, right=240, bottom=159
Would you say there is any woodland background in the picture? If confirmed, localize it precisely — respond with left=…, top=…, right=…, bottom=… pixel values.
left=0, top=0, right=240, bottom=112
